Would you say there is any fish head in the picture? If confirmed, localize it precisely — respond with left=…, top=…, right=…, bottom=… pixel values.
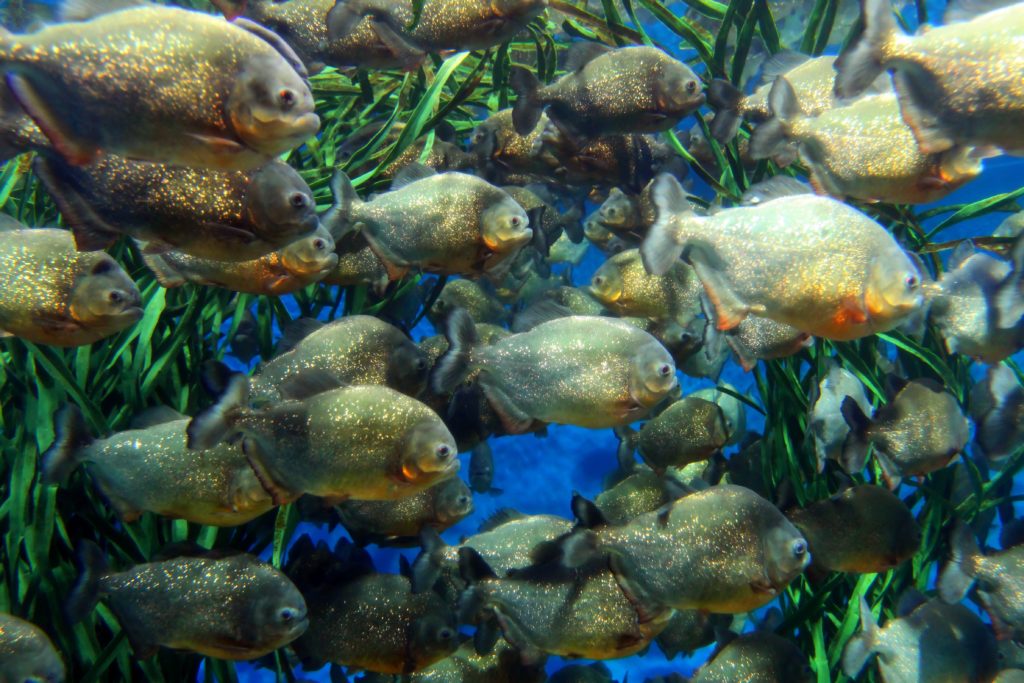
left=247, top=570, right=309, bottom=647
left=401, top=420, right=460, bottom=483
left=863, top=249, right=925, bottom=329
left=588, top=262, right=624, bottom=305
left=656, top=62, right=705, bottom=118
left=408, top=612, right=461, bottom=669
left=246, top=162, right=320, bottom=241
left=597, top=188, right=632, bottom=229
left=386, top=340, right=431, bottom=397
left=584, top=215, right=613, bottom=247
left=763, top=522, right=811, bottom=590
left=280, top=227, right=337, bottom=276
left=481, top=197, right=533, bottom=253
left=436, top=478, right=475, bottom=524
left=228, top=53, right=320, bottom=157
left=629, top=341, right=678, bottom=408
left=70, top=255, right=143, bottom=329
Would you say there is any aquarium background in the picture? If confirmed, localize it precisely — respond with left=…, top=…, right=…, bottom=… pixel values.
left=0, top=0, right=1022, bottom=681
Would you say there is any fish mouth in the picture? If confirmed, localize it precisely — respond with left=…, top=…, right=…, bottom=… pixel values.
left=121, top=306, right=145, bottom=322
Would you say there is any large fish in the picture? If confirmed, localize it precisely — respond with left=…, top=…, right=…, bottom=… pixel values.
left=0, top=613, right=65, bottom=683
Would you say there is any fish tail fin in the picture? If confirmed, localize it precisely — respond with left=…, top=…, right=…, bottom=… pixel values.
left=326, top=0, right=367, bottom=41
left=186, top=373, right=251, bottom=450
left=839, top=396, right=871, bottom=473
left=834, top=0, right=899, bottom=98
left=938, top=520, right=980, bottom=602
left=67, top=540, right=107, bottom=623
left=41, top=404, right=93, bottom=487
left=321, top=170, right=362, bottom=240
left=410, top=527, right=448, bottom=593
left=706, top=79, right=745, bottom=142
left=209, top=0, right=248, bottom=20
left=431, top=308, right=478, bottom=395
left=750, top=77, right=799, bottom=160
left=509, top=67, right=542, bottom=136
left=995, top=233, right=1024, bottom=329
left=641, top=173, right=695, bottom=276
left=842, top=596, right=879, bottom=678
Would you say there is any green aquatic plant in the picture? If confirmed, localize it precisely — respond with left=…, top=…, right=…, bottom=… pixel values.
left=0, top=0, right=1021, bottom=681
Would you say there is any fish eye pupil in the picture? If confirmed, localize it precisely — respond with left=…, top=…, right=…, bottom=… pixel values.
left=313, top=238, right=325, bottom=249
left=279, top=89, right=296, bottom=107
left=793, top=541, right=806, bottom=557
left=686, top=80, right=697, bottom=93
left=290, top=193, right=307, bottom=208
left=906, top=275, right=918, bottom=288
left=109, top=291, right=123, bottom=304
left=440, top=628, right=453, bottom=640
left=280, top=608, right=294, bottom=622
left=436, top=445, right=451, bottom=459
left=659, top=364, right=671, bottom=376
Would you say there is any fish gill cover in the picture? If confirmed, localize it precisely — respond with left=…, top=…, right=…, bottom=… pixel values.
left=0, top=0, right=1022, bottom=681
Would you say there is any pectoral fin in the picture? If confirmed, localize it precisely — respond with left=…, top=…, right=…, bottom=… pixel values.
left=184, top=132, right=249, bottom=157
left=892, top=71, right=955, bottom=154
left=31, top=157, right=120, bottom=251
left=7, top=74, right=97, bottom=165
left=685, top=245, right=749, bottom=330
left=32, top=312, right=81, bottom=334
left=479, top=380, right=535, bottom=435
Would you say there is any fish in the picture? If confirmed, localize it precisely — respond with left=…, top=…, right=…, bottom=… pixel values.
left=970, top=364, right=1024, bottom=463
left=428, top=279, right=509, bottom=328
left=654, top=610, right=731, bottom=661
left=433, top=310, right=678, bottom=432
left=589, top=248, right=703, bottom=326
left=327, top=0, right=548, bottom=54
left=0, top=613, right=65, bottom=683
left=615, top=396, right=729, bottom=474
left=468, top=441, right=500, bottom=494
left=808, top=362, right=873, bottom=472
left=329, top=167, right=534, bottom=279
left=835, top=0, right=1024, bottom=156
left=41, top=404, right=274, bottom=527
left=843, top=594, right=999, bottom=683
left=0, top=225, right=141, bottom=346
left=691, top=384, right=747, bottom=445
left=502, top=184, right=584, bottom=250
left=930, top=238, right=1024, bottom=363
left=509, top=44, right=704, bottom=138
left=939, top=520, right=1024, bottom=640
left=471, top=109, right=556, bottom=185
left=690, top=632, right=813, bottom=683
left=68, top=541, right=308, bottom=659
left=336, top=476, right=474, bottom=546
left=186, top=373, right=460, bottom=504
left=246, top=315, right=430, bottom=403
left=340, top=122, right=477, bottom=181
left=548, top=231, right=590, bottom=266
left=286, top=537, right=459, bottom=674
left=141, top=226, right=337, bottom=296
left=842, top=377, right=970, bottom=488
left=548, top=662, right=616, bottom=683
left=319, top=231, right=391, bottom=294
left=719, top=313, right=812, bottom=371
left=594, top=466, right=691, bottom=525
left=640, top=173, right=925, bottom=340
left=0, top=3, right=318, bottom=169
left=751, top=82, right=983, bottom=204
left=595, top=185, right=655, bottom=235
left=33, top=154, right=320, bottom=258
left=785, top=484, right=920, bottom=574
left=359, top=639, right=547, bottom=683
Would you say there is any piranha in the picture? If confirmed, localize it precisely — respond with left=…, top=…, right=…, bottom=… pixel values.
left=33, top=154, right=320, bottom=259
left=0, top=2, right=319, bottom=169
left=469, top=441, right=500, bottom=494
left=68, top=541, right=308, bottom=659
left=141, top=226, right=337, bottom=296
left=808, top=362, right=873, bottom=472
left=654, top=610, right=732, bottom=661
left=472, top=109, right=556, bottom=185
left=751, top=81, right=983, bottom=204
left=690, top=632, right=814, bottom=683
left=970, top=364, right=1024, bottom=463
left=359, top=639, right=547, bottom=683
left=615, top=396, right=729, bottom=474
left=640, top=173, right=924, bottom=340
left=594, top=466, right=692, bottom=525
left=336, top=477, right=474, bottom=546
left=509, top=44, right=704, bottom=139
left=433, top=310, right=678, bottom=432
left=428, top=279, right=509, bottom=328
left=188, top=373, right=460, bottom=504
left=0, top=224, right=141, bottom=346
left=0, top=613, right=65, bottom=683
left=42, top=404, right=274, bottom=527
left=835, top=0, right=1024, bottom=156
left=589, top=248, right=703, bottom=326
left=319, top=231, right=391, bottom=294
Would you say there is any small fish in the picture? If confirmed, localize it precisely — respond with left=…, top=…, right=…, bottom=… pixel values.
left=319, top=231, right=391, bottom=294
left=596, top=186, right=654, bottom=234
left=544, top=286, right=608, bottom=317
left=843, top=594, right=999, bottom=683
left=509, top=44, right=704, bottom=138
left=641, top=173, right=924, bottom=340
left=842, top=377, right=969, bottom=488
left=472, top=109, right=555, bottom=185
left=616, top=396, right=729, bottom=474
left=835, top=0, right=1024, bottom=156
left=939, top=520, right=1024, bottom=640
left=786, top=484, right=920, bottom=574
left=751, top=83, right=983, bottom=204
left=808, top=362, right=873, bottom=472
left=336, top=477, right=474, bottom=546
left=359, top=639, right=546, bottom=683
left=341, top=122, right=476, bottom=180
left=691, top=632, right=813, bottom=683
left=33, top=154, right=320, bottom=258
left=428, top=279, right=509, bottom=328
left=433, top=311, right=678, bottom=432
left=502, top=184, right=584, bottom=250
left=691, top=384, right=747, bottom=446
left=654, top=610, right=731, bottom=661
left=719, top=313, right=812, bottom=371
left=0, top=3, right=318, bottom=169
left=469, top=441, right=500, bottom=494
left=248, top=315, right=430, bottom=403
left=286, top=538, right=459, bottom=674
left=548, top=231, right=590, bottom=266
left=141, top=226, right=337, bottom=296
left=0, top=225, right=141, bottom=346
left=594, top=466, right=691, bottom=525
left=42, top=404, right=274, bottom=526
left=589, top=248, right=703, bottom=326
left=68, top=541, right=308, bottom=659
left=0, top=613, right=65, bottom=683
left=187, top=374, right=459, bottom=504
left=970, top=364, right=1024, bottom=463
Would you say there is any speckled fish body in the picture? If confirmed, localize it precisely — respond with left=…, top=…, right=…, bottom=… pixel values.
left=539, top=127, right=675, bottom=192
left=809, top=364, right=872, bottom=471
left=653, top=609, right=723, bottom=660
left=142, top=226, right=337, bottom=296
left=594, top=467, right=689, bottom=525
left=336, top=477, right=474, bottom=544
left=0, top=228, right=141, bottom=346
left=782, top=93, right=982, bottom=203
left=250, top=315, right=429, bottom=402
left=633, top=396, right=728, bottom=472
left=596, top=186, right=654, bottom=234
left=472, top=109, right=555, bottom=184
left=428, top=279, right=508, bottom=327
left=319, top=234, right=390, bottom=291
left=546, top=286, right=608, bottom=316
left=786, top=485, right=920, bottom=573
left=33, top=154, right=320, bottom=261
left=0, top=613, right=65, bottom=683
left=0, top=6, right=318, bottom=169
left=723, top=315, right=811, bottom=371
left=691, top=632, right=813, bottom=683
left=353, top=173, right=533, bottom=277
left=642, top=176, right=924, bottom=340
left=589, top=248, right=702, bottom=326
left=92, top=553, right=308, bottom=660
left=597, top=485, right=810, bottom=613
left=742, top=55, right=844, bottom=122
left=363, top=639, right=546, bottom=683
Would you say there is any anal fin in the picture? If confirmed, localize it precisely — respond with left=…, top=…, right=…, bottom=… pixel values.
left=686, top=245, right=748, bottom=330
left=7, top=74, right=96, bottom=165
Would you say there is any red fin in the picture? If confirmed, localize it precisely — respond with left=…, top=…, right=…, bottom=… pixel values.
left=832, top=297, right=868, bottom=329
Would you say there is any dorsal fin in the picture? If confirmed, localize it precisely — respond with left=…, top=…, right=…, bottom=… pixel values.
left=0, top=213, right=26, bottom=231
left=129, top=406, right=188, bottom=429
left=392, top=163, right=437, bottom=191
left=564, top=41, right=613, bottom=72
left=274, top=318, right=324, bottom=355
left=59, top=0, right=148, bottom=22
left=478, top=508, right=525, bottom=533
left=757, top=50, right=811, bottom=86
left=278, top=369, right=347, bottom=401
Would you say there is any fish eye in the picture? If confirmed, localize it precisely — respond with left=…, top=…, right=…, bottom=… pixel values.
left=511, top=216, right=522, bottom=227
left=312, top=238, right=326, bottom=250
left=791, top=540, right=807, bottom=558
left=436, top=444, right=452, bottom=460
left=439, top=627, right=454, bottom=640
left=685, top=80, right=698, bottom=94
left=458, top=495, right=470, bottom=507
left=108, top=290, right=124, bottom=304
left=289, top=192, right=309, bottom=209
left=905, top=274, right=919, bottom=289
left=278, top=607, right=297, bottom=623
left=278, top=88, right=297, bottom=109
left=658, top=363, right=672, bottom=377
left=593, top=276, right=605, bottom=286
left=415, top=358, right=428, bottom=371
